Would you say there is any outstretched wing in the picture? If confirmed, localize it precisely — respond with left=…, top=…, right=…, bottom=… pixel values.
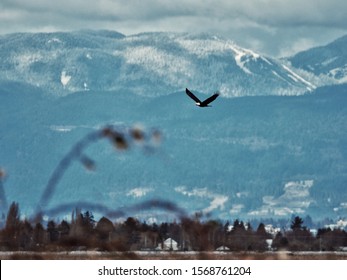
left=201, top=93, right=219, bottom=106
left=185, top=88, right=201, bottom=103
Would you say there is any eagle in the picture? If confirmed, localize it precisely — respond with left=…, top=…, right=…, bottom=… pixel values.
left=185, top=88, right=219, bottom=107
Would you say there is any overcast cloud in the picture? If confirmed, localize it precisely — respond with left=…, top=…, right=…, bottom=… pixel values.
left=0, top=0, right=346, bottom=56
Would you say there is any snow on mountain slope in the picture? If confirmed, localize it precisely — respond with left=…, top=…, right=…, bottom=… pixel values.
left=288, top=34, right=347, bottom=85
left=0, top=31, right=315, bottom=97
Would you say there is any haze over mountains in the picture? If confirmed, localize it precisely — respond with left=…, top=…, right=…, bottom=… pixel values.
left=0, top=30, right=346, bottom=223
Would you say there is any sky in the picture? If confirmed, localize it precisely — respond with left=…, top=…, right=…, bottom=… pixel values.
left=0, top=0, right=347, bottom=57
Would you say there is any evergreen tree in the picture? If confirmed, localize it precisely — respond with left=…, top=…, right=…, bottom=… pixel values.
left=58, top=220, right=70, bottom=237
left=80, top=211, right=95, bottom=233
left=256, top=223, right=267, bottom=236
left=95, top=216, right=114, bottom=241
left=291, top=216, right=304, bottom=231
left=272, top=231, right=288, bottom=250
left=3, top=202, right=21, bottom=249
left=123, top=217, right=141, bottom=248
left=18, top=220, right=33, bottom=250
left=47, top=220, right=59, bottom=242
left=252, top=223, right=270, bottom=251
left=33, top=222, right=46, bottom=247
left=287, top=216, right=314, bottom=250
left=5, top=202, right=20, bottom=231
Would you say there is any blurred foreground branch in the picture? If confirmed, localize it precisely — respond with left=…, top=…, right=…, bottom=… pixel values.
left=34, top=125, right=162, bottom=222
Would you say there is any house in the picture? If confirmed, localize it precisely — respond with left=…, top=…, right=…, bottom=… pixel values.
left=157, top=238, right=179, bottom=251
left=216, top=245, right=230, bottom=251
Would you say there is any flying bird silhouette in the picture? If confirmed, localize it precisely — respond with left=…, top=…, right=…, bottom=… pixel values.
left=185, top=88, right=219, bottom=107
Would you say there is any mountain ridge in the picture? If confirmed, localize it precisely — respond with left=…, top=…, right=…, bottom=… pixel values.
left=0, top=30, right=319, bottom=97
left=289, top=34, right=347, bottom=85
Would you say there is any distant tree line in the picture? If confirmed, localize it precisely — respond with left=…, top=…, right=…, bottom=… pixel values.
left=1, top=202, right=347, bottom=252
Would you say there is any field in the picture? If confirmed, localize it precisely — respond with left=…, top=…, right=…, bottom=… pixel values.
left=1, top=251, right=347, bottom=260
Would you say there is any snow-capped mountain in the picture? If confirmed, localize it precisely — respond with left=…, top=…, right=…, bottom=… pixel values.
left=0, top=31, right=315, bottom=97
left=288, top=34, right=347, bottom=85
left=1, top=31, right=347, bottom=223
